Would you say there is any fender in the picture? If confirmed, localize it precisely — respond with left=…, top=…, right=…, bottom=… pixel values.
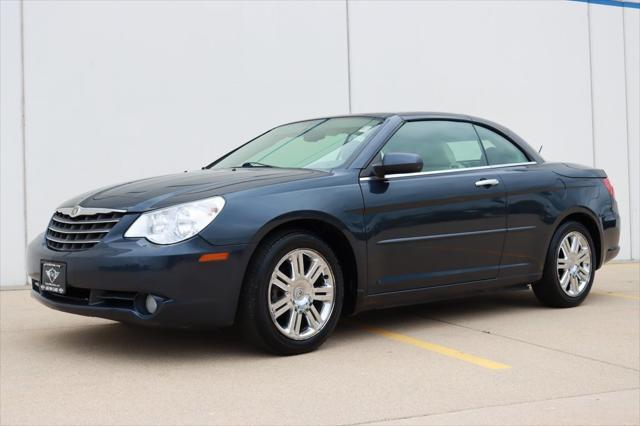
left=547, top=205, right=605, bottom=269
left=243, top=210, right=369, bottom=312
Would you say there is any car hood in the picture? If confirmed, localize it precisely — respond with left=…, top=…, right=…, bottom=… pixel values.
left=61, top=168, right=329, bottom=212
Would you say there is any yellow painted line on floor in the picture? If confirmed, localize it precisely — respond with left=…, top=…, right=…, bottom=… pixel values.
left=360, top=325, right=511, bottom=370
left=593, top=291, right=640, bottom=301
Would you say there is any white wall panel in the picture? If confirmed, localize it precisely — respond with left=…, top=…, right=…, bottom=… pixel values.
left=22, top=0, right=349, bottom=241
left=348, top=0, right=593, bottom=166
left=1, top=0, right=26, bottom=286
left=589, top=3, right=631, bottom=259
left=1, top=0, right=637, bottom=286
left=624, top=7, right=639, bottom=260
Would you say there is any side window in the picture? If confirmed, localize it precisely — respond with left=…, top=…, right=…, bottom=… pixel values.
left=446, top=139, right=484, bottom=163
left=381, top=121, right=487, bottom=172
left=475, top=125, right=529, bottom=165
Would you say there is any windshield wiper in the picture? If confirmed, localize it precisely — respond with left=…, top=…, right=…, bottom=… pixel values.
left=239, top=162, right=276, bottom=168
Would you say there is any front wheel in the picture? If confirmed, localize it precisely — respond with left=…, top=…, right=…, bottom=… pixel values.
left=240, top=230, right=343, bottom=355
left=532, top=221, right=596, bottom=308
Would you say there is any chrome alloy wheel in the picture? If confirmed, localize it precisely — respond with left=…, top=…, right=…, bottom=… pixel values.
left=557, top=231, right=592, bottom=297
left=268, top=249, right=336, bottom=340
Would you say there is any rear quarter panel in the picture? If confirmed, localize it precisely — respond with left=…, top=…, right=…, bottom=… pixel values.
left=499, top=162, right=613, bottom=278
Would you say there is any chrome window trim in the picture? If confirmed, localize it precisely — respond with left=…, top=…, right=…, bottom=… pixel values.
left=56, top=206, right=126, bottom=217
left=359, top=161, right=538, bottom=182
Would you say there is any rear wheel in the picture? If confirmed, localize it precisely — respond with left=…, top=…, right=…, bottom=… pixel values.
left=533, top=221, right=595, bottom=308
left=240, top=230, right=343, bottom=355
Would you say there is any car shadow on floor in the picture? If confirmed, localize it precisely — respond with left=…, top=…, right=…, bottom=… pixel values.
left=36, top=288, right=547, bottom=361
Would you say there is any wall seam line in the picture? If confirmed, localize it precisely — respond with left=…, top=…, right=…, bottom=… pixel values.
left=620, top=8, right=634, bottom=260
left=587, top=3, right=597, bottom=168
left=345, top=0, right=352, bottom=114
left=20, top=0, right=28, bottom=274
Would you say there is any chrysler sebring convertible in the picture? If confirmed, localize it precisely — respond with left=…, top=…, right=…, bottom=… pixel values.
left=27, top=112, right=620, bottom=354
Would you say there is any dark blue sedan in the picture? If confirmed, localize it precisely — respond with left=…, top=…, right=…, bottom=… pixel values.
left=27, top=112, right=620, bottom=354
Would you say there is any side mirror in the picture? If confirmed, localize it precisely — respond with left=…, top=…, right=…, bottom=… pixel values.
left=373, top=152, right=423, bottom=178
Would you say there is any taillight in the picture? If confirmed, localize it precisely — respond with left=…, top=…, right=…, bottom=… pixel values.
left=602, top=177, right=615, bottom=200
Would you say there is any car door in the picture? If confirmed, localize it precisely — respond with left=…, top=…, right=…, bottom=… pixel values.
left=473, top=124, right=550, bottom=278
left=360, top=120, right=508, bottom=294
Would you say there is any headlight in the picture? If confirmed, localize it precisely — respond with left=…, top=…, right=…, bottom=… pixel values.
left=124, top=196, right=225, bottom=244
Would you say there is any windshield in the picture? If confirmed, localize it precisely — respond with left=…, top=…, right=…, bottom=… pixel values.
left=209, top=117, right=384, bottom=170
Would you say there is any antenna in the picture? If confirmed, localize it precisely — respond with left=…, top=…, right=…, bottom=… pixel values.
left=538, top=145, right=543, bottom=154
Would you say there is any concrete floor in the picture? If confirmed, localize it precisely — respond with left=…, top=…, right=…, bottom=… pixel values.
left=1, top=263, right=638, bottom=426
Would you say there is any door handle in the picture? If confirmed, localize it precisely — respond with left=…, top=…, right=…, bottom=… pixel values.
left=475, top=178, right=500, bottom=187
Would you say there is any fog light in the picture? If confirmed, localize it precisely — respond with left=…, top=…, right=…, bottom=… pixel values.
left=145, top=294, right=158, bottom=314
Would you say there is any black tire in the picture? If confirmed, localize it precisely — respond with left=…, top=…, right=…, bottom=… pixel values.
left=239, top=230, right=344, bottom=355
left=532, top=221, right=596, bottom=308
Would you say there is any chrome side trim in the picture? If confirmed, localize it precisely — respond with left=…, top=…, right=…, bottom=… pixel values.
left=377, top=225, right=537, bottom=245
left=377, top=228, right=508, bottom=245
left=508, top=225, right=537, bottom=232
left=56, top=206, right=126, bottom=217
left=359, top=161, right=537, bottom=182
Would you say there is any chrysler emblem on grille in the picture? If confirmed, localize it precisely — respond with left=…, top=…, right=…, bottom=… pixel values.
left=70, top=206, right=81, bottom=217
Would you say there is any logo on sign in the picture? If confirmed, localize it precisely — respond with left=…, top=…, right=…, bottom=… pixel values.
left=45, top=266, right=60, bottom=283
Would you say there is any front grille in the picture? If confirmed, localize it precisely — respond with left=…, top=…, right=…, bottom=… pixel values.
left=46, top=210, right=125, bottom=251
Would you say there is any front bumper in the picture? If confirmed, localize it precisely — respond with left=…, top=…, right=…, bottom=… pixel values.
left=27, top=233, right=252, bottom=327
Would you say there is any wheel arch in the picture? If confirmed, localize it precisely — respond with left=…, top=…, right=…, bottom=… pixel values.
left=552, top=207, right=604, bottom=269
left=240, top=212, right=364, bottom=317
